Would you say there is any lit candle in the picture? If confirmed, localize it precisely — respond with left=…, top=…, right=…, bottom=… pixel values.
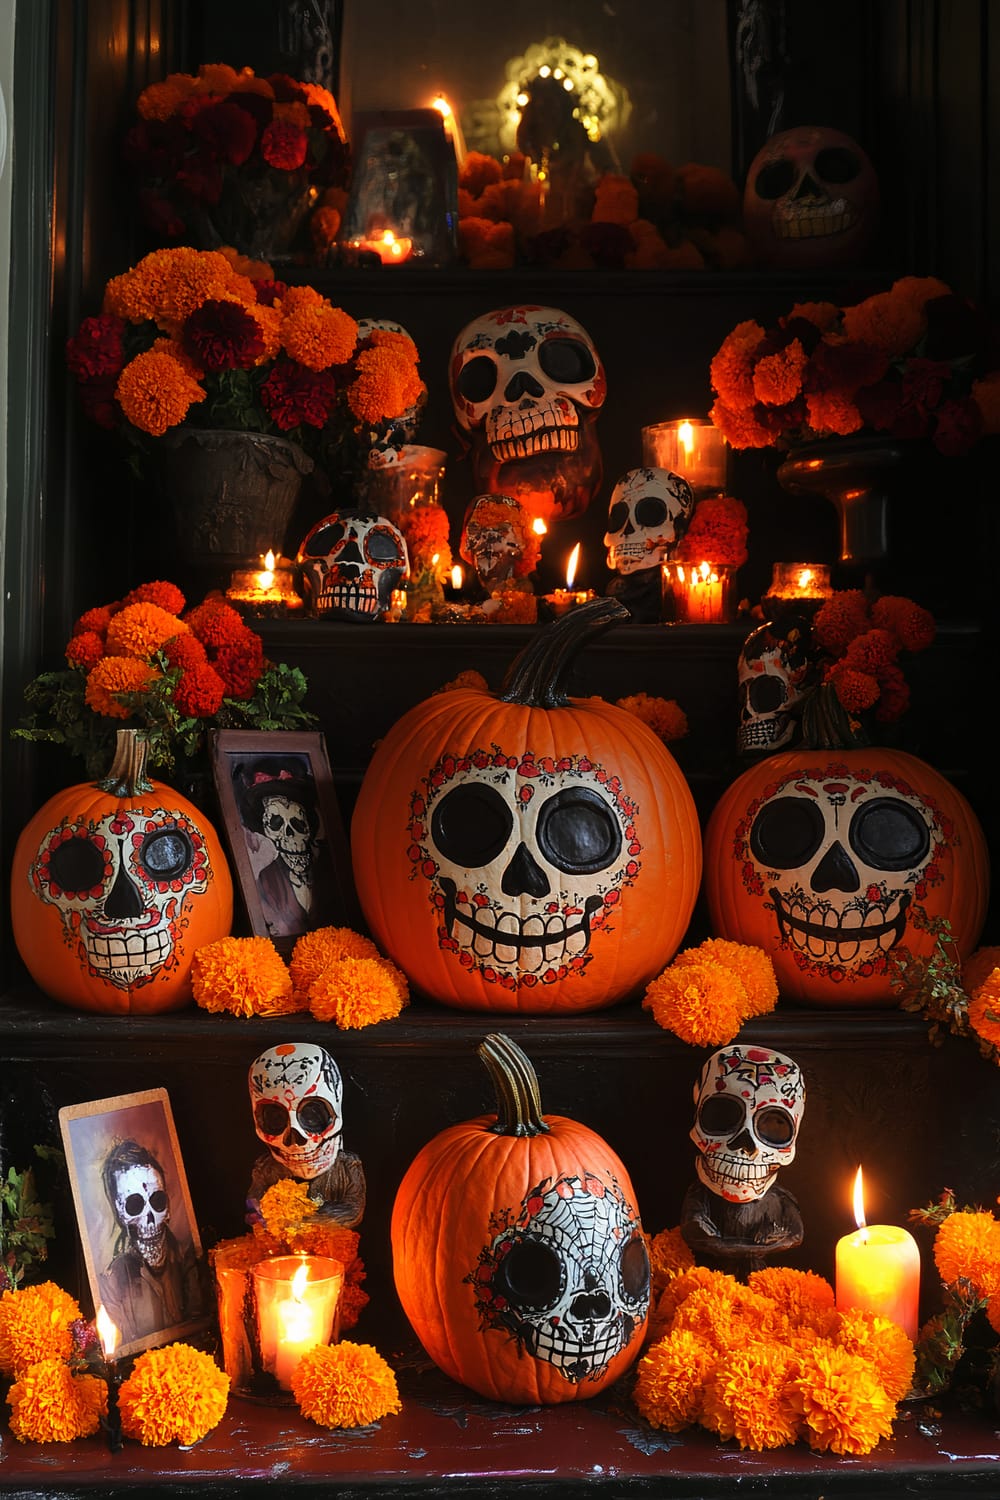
left=545, top=544, right=594, bottom=617
left=350, top=229, right=414, bottom=265
left=253, top=1255, right=344, bottom=1392
left=95, top=1304, right=124, bottom=1452
left=641, top=418, right=727, bottom=494
left=764, top=561, right=834, bottom=603
left=430, top=93, right=467, bottom=167
left=226, top=549, right=304, bottom=615
left=664, top=560, right=731, bottom=624
left=835, top=1167, right=921, bottom=1340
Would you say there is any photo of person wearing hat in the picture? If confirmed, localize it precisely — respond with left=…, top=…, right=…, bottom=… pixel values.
left=233, top=755, right=340, bottom=938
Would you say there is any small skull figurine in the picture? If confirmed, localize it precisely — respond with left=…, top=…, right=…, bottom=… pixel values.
left=297, top=508, right=409, bottom=621
left=449, top=305, right=607, bottom=521
left=680, top=1044, right=805, bottom=1271
left=604, top=468, right=694, bottom=575
left=459, top=492, right=536, bottom=594
left=737, top=618, right=811, bottom=756
left=743, top=124, right=879, bottom=270
left=247, top=1042, right=367, bottom=1228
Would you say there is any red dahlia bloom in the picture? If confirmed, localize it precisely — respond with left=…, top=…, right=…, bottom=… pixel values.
left=66, top=315, right=127, bottom=381
left=261, top=120, right=308, bottom=172
left=261, top=360, right=338, bottom=430
left=191, top=101, right=258, bottom=166
left=183, top=299, right=265, bottom=371
left=173, top=662, right=227, bottom=718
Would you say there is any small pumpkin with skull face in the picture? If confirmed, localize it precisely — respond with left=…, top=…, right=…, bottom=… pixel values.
left=11, top=729, right=233, bottom=1014
left=297, top=506, right=409, bottom=621
left=743, top=124, right=879, bottom=271
left=350, top=597, right=702, bottom=1012
left=391, top=1033, right=650, bottom=1404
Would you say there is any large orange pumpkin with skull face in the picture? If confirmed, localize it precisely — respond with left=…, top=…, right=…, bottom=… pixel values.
left=11, top=729, right=233, bottom=1015
left=351, top=598, right=701, bottom=1012
left=704, top=744, right=988, bottom=1007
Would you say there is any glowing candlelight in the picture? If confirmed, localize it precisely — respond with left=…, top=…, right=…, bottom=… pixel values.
left=351, top=229, right=414, bottom=265
left=835, top=1167, right=921, bottom=1340
left=451, top=564, right=464, bottom=591
left=641, top=418, right=727, bottom=494
left=95, top=1304, right=124, bottom=1452
left=765, top=561, right=834, bottom=603
left=532, top=516, right=548, bottom=537
left=254, top=1255, right=343, bottom=1392
left=431, top=93, right=466, bottom=165
left=565, top=543, right=581, bottom=590
left=664, top=559, right=732, bottom=623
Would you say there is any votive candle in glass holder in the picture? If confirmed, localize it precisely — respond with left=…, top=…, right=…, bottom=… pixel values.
left=662, top=561, right=736, bottom=624
left=641, top=419, right=727, bottom=494
left=763, top=561, right=833, bottom=607
left=253, top=1254, right=344, bottom=1393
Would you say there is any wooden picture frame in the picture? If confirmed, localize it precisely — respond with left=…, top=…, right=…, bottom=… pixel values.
left=210, top=729, right=357, bottom=952
left=58, top=1088, right=211, bottom=1361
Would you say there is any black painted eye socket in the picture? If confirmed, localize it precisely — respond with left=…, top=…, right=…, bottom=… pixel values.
left=367, top=527, right=403, bottom=563
left=748, top=675, right=787, bottom=712
left=756, top=1106, right=794, bottom=1146
left=431, top=783, right=513, bottom=867
left=298, top=1098, right=335, bottom=1135
left=634, top=495, right=669, bottom=528
left=750, top=796, right=825, bottom=869
left=815, top=146, right=861, bottom=184
left=304, top=521, right=346, bottom=557
left=606, top=501, right=629, bottom=533
left=621, top=1234, right=650, bottom=1301
left=138, top=829, right=194, bottom=880
left=850, top=797, right=930, bottom=872
left=457, top=355, right=498, bottom=404
left=46, top=838, right=106, bottom=894
left=536, top=787, right=622, bottom=875
left=698, top=1094, right=745, bottom=1136
left=494, top=1238, right=564, bottom=1311
left=123, top=1190, right=168, bottom=1216
left=255, top=1101, right=289, bottom=1137
left=539, top=337, right=596, bottom=385
left=754, top=159, right=797, bottom=199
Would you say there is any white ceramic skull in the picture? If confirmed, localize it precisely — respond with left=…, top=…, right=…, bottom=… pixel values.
left=297, top=509, right=409, bottom=621
left=470, top=1172, right=649, bottom=1384
left=737, top=621, right=810, bottom=755
left=460, top=492, right=531, bottom=588
left=743, top=124, right=879, bottom=270
left=249, top=1043, right=344, bottom=1180
left=604, top=468, right=695, bottom=576
left=449, top=305, right=606, bottom=521
left=690, top=1044, right=805, bottom=1204
left=407, top=747, right=639, bottom=996
left=114, top=1161, right=170, bottom=1269
left=28, top=806, right=211, bottom=989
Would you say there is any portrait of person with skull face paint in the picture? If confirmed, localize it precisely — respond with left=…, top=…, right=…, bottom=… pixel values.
left=59, top=1089, right=209, bottom=1359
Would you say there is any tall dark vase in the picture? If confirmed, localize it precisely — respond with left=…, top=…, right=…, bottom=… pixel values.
left=776, top=435, right=908, bottom=575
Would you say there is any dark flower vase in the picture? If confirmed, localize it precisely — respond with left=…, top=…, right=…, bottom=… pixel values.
left=776, top=435, right=909, bottom=566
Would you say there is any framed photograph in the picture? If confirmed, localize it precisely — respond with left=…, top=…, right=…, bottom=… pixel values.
left=58, top=1088, right=211, bottom=1361
left=210, top=729, right=358, bottom=950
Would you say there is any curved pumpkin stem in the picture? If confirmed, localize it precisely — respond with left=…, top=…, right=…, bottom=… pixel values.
left=801, top=682, right=871, bottom=751
left=479, top=1033, right=551, bottom=1138
left=500, top=596, right=630, bottom=708
left=98, top=728, right=154, bottom=796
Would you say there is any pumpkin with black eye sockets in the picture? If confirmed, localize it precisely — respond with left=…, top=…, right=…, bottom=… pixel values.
left=11, top=728, right=233, bottom=1014
left=350, top=597, right=702, bottom=1013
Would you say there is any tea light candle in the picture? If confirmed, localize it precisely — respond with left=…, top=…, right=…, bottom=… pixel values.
left=227, top=550, right=303, bottom=615
left=95, top=1304, right=124, bottom=1452
left=253, top=1255, right=344, bottom=1392
left=641, top=418, right=727, bottom=494
left=545, top=544, right=595, bottom=617
left=764, top=561, right=834, bottom=604
left=350, top=229, right=414, bottom=265
left=835, top=1168, right=920, bottom=1340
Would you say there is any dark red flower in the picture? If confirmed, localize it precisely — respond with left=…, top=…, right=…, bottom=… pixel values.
left=122, top=117, right=190, bottom=176
left=213, top=637, right=265, bottom=699
left=932, top=396, right=984, bottom=456
left=76, top=377, right=120, bottom=429
left=191, top=101, right=258, bottom=166
left=173, top=661, right=226, bottom=718
left=252, top=279, right=288, bottom=307
left=66, top=315, right=126, bottom=381
left=854, top=379, right=905, bottom=432
left=260, top=120, right=308, bottom=171
left=267, top=73, right=310, bottom=105
left=261, top=359, right=338, bottom=430
left=183, top=299, right=265, bottom=371
left=806, top=338, right=888, bottom=396
left=229, top=91, right=272, bottom=135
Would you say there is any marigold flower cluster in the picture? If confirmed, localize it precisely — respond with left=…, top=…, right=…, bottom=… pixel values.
left=289, top=925, right=410, bottom=1028
left=810, top=589, right=936, bottom=725
left=634, top=1263, right=913, bottom=1455
left=291, top=1340, right=401, bottom=1429
left=643, top=937, right=779, bottom=1046
left=709, top=277, right=1000, bottom=457
left=456, top=150, right=748, bottom=272
left=675, top=495, right=749, bottom=568
left=0, top=1282, right=110, bottom=1444
left=117, top=1341, right=230, bottom=1445
left=67, top=246, right=426, bottom=479
left=125, top=64, right=349, bottom=249
left=614, top=693, right=688, bottom=744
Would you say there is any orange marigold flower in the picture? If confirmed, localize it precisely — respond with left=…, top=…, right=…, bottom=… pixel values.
left=708, top=396, right=774, bottom=449
left=790, top=1341, right=896, bottom=1455
left=709, top=320, right=765, bottom=408
left=163, top=632, right=208, bottom=671
left=0, top=1282, right=83, bottom=1378
left=842, top=627, right=900, bottom=676
left=173, top=662, right=227, bottom=718
left=218, top=246, right=275, bottom=282
left=683, top=938, right=778, bottom=1017
left=281, top=302, right=358, bottom=371
left=289, top=926, right=381, bottom=995
left=592, top=173, right=640, bottom=225
left=614, top=693, right=688, bottom=744
left=85, top=656, right=159, bottom=719
left=150, top=335, right=204, bottom=380
left=787, top=300, right=841, bottom=331
left=348, top=345, right=425, bottom=424
left=209, top=1233, right=277, bottom=1273
left=963, top=946, right=1000, bottom=995
left=835, top=1308, right=916, bottom=1402
left=258, top=1178, right=319, bottom=1241
left=671, top=1281, right=779, bottom=1354
left=7, top=1359, right=106, bottom=1443
left=459, top=150, right=504, bottom=197
left=74, top=604, right=117, bottom=637
left=813, top=589, right=871, bottom=654
left=644, top=957, right=749, bottom=1047
left=969, top=986, right=1000, bottom=1049
left=653, top=1266, right=735, bottom=1327
left=116, top=350, right=205, bottom=436
left=870, top=595, right=936, bottom=652
left=122, top=580, right=187, bottom=614
left=700, top=1342, right=801, bottom=1450
left=291, top=1340, right=401, bottom=1429
left=191, top=935, right=295, bottom=1018
left=308, top=956, right=409, bottom=1029
left=184, top=599, right=250, bottom=648
left=137, top=73, right=198, bottom=121
left=804, top=390, right=865, bottom=436
left=826, top=661, right=881, bottom=714
left=933, top=1209, right=1000, bottom=1295
left=748, top=1267, right=835, bottom=1328
left=118, top=1342, right=229, bottom=1446
left=633, top=1329, right=716, bottom=1432
left=753, top=340, right=808, bottom=406
left=842, top=276, right=949, bottom=358
left=105, top=601, right=188, bottom=659
left=647, top=1226, right=695, bottom=1300
left=66, top=630, right=105, bottom=670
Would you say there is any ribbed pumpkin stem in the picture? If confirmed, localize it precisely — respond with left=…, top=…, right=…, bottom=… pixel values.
left=500, top=596, right=630, bottom=708
left=98, top=729, right=154, bottom=796
left=801, top=682, right=870, bottom=751
left=479, top=1033, right=551, bottom=1138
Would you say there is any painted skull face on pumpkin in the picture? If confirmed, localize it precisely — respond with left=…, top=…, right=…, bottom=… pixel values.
left=468, top=1171, right=649, bottom=1384
left=407, top=748, right=641, bottom=995
left=733, top=760, right=947, bottom=983
left=28, top=807, right=212, bottom=989
left=743, top=124, right=879, bottom=270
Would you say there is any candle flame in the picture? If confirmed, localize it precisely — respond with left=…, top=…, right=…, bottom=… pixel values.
left=431, top=94, right=453, bottom=121
left=796, top=567, right=814, bottom=590
left=95, top=1304, right=119, bottom=1359
left=565, top=543, right=581, bottom=589
left=431, top=552, right=440, bottom=566
left=853, top=1166, right=868, bottom=1238
left=451, top=564, right=463, bottom=590
left=264, top=550, right=276, bottom=571
left=291, top=1261, right=310, bottom=1300
left=678, top=420, right=695, bottom=456
left=532, top=516, right=547, bottom=536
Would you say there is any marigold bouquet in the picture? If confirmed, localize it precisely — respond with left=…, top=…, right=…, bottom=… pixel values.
left=124, top=63, right=350, bottom=256
left=65, top=245, right=426, bottom=486
left=14, top=580, right=315, bottom=778
left=908, top=1187, right=1000, bottom=1405
left=709, top=276, right=1000, bottom=457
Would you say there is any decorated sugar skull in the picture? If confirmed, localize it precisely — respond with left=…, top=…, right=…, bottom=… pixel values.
left=249, top=1042, right=344, bottom=1180
left=690, top=1044, right=805, bottom=1204
left=449, top=305, right=607, bottom=521
left=103, top=1139, right=171, bottom=1269
left=743, top=124, right=879, bottom=270
left=297, top=508, right=409, bottom=621
left=603, top=467, right=694, bottom=576
left=737, top=618, right=812, bottom=756
left=469, top=1172, right=649, bottom=1383
left=460, top=492, right=537, bottom=590
left=357, top=317, right=425, bottom=461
